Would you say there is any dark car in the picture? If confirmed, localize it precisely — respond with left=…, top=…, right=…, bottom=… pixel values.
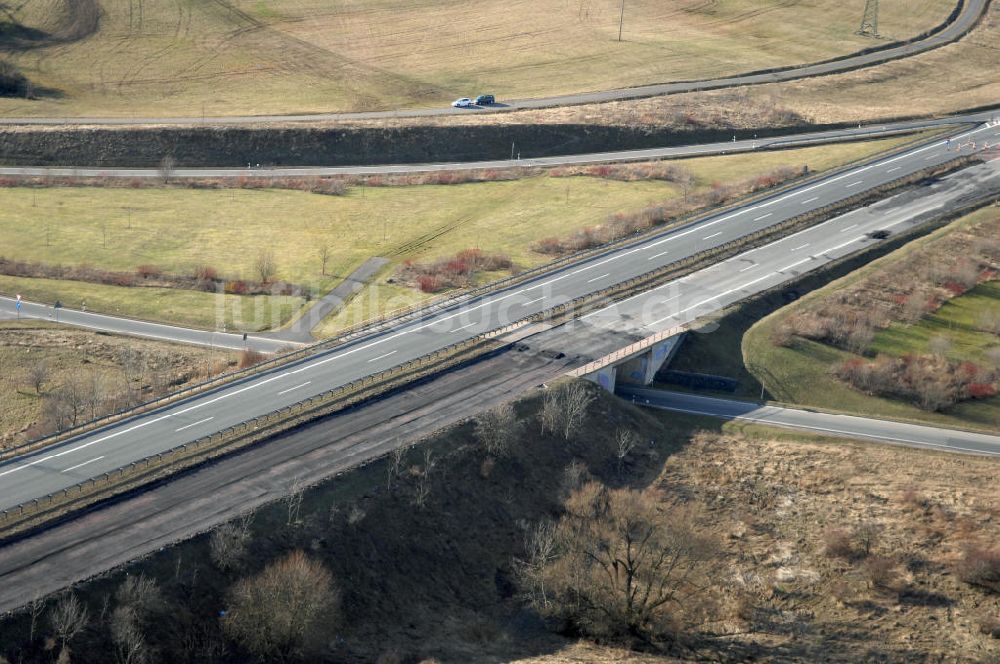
left=475, top=94, right=496, bottom=105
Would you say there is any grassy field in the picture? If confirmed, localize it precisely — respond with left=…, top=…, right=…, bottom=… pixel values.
left=0, top=320, right=232, bottom=447
left=0, top=0, right=955, bottom=117
left=739, top=207, right=1000, bottom=431
left=0, top=135, right=916, bottom=333
left=348, top=2, right=1000, bottom=133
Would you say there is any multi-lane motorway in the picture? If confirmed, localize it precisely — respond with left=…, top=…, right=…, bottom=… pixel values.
left=1, top=120, right=998, bottom=512
left=0, top=0, right=985, bottom=126
left=4, top=118, right=992, bottom=351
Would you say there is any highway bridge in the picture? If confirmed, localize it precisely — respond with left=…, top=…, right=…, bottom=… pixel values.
left=1, top=120, right=998, bottom=514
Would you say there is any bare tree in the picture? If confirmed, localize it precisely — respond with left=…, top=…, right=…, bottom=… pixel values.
left=386, top=444, right=407, bottom=491
left=49, top=593, right=89, bottom=649
left=513, top=519, right=558, bottom=610
left=559, top=382, right=594, bottom=441
left=412, top=448, right=435, bottom=508
left=319, top=246, right=330, bottom=276
left=110, top=605, right=146, bottom=664
left=27, top=593, right=44, bottom=642
left=84, top=370, right=108, bottom=420
left=158, top=155, right=176, bottom=184
left=223, top=551, right=337, bottom=660
left=284, top=477, right=305, bottom=526
left=614, top=427, right=637, bottom=477
left=115, top=574, right=162, bottom=619
left=28, top=360, right=49, bottom=395
left=853, top=521, right=881, bottom=558
left=539, top=381, right=595, bottom=441
left=254, top=250, right=277, bottom=284
left=521, top=481, right=718, bottom=641
left=210, top=513, right=254, bottom=572
left=474, top=402, right=521, bottom=457
left=119, top=347, right=147, bottom=406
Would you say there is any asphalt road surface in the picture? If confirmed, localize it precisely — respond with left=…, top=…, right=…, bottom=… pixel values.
left=3, top=119, right=990, bottom=351
left=0, top=296, right=297, bottom=353
left=0, top=115, right=991, bottom=178
left=1, top=121, right=998, bottom=512
left=616, top=388, right=1000, bottom=456
left=0, top=0, right=985, bottom=126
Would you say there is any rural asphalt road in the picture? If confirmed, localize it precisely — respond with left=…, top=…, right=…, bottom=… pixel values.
left=5, top=119, right=992, bottom=350
left=616, top=388, right=1000, bottom=456
left=0, top=116, right=989, bottom=178
left=1, top=121, right=998, bottom=512
left=0, top=0, right=986, bottom=125
left=0, top=296, right=298, bottom=353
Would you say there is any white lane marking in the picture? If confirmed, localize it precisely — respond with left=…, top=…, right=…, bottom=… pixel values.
left=277, top=381, right=312, bottom=396
left=452, top=321, right=479, bottom=332
left=791, top=243, right=810, bottom=251
left=522, top=296, right=545, bottom=306
left=175, top=416, right=214, bottom=432
left=5, top=129, right=986, bottom=481
left=887, top=166, right=902, bottom=173
left=754, top=213, right=773, bottom=221
left=839, top=223, right=858, bottom=233
left=63, top=456, right=105, bottom=473
left=703, top=232, right=722, bottom=240
left=367, top=350, right=397, bottom=363
left=739, top=264, right=757, bottom=273
left=924, top=154, right=936, bottom=160
left=802, top=196, right=819, bottom=204
left=845, top=180, right=863, bottom=188
left=587, top=273, right=611, bottom=283
left=647, top=250, right=670, bottom=261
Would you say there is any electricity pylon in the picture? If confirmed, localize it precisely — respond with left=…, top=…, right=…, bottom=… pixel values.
left=858, top=0, right=879, bottom=37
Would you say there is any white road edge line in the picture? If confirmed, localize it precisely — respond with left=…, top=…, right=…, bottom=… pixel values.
left=367, top=351, right=397, bottom=363
left=63, top=456, right=105, bottom=473
left=175, top=416, right=214, bottom=432
left=277, top=381, right=312, bottom=396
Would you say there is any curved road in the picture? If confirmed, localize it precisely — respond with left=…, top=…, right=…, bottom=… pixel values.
left=0, top=115, right=990, bottom=179
left=617, top=388, right=1000, bottom=456
left=0, top=0, right=986, bottom=126
left=1, top=121, right=998, bottom=512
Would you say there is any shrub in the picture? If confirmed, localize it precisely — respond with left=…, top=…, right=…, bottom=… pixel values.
left=194, top=265, right=219, bottom=281
left=417, top=275, right=441, bottom=293
left=238, top=349, right=268, bottom=369
left=823, top=528, right=855, bottom=559
left=956, top=547, right=1000, bottom=593
left=135, top=264, right=161, bottom=279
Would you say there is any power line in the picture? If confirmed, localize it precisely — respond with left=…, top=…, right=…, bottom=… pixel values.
left=858, top=0, right=879, bottom=37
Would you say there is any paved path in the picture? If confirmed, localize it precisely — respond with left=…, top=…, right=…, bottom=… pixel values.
left=264, top=257, right=390, bottom=343
left=616, top=388, right=1000, bottom=457
left=0, top=0, right=985, bottom=126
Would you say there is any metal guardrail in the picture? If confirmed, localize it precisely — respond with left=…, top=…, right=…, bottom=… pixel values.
left=0, top=152, right=981, bottom=537
left=5, top=126, right=958, bottom=461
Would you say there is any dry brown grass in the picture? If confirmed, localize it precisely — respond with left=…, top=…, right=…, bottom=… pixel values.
left=0, top=320, right=233, bottom=447
left=0, top=0, right=955, bottom=117
left=653, top=428, right=1000, bottom=659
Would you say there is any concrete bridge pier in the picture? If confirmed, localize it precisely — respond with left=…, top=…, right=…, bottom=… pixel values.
left=583, top=331, right=686, bottom=392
